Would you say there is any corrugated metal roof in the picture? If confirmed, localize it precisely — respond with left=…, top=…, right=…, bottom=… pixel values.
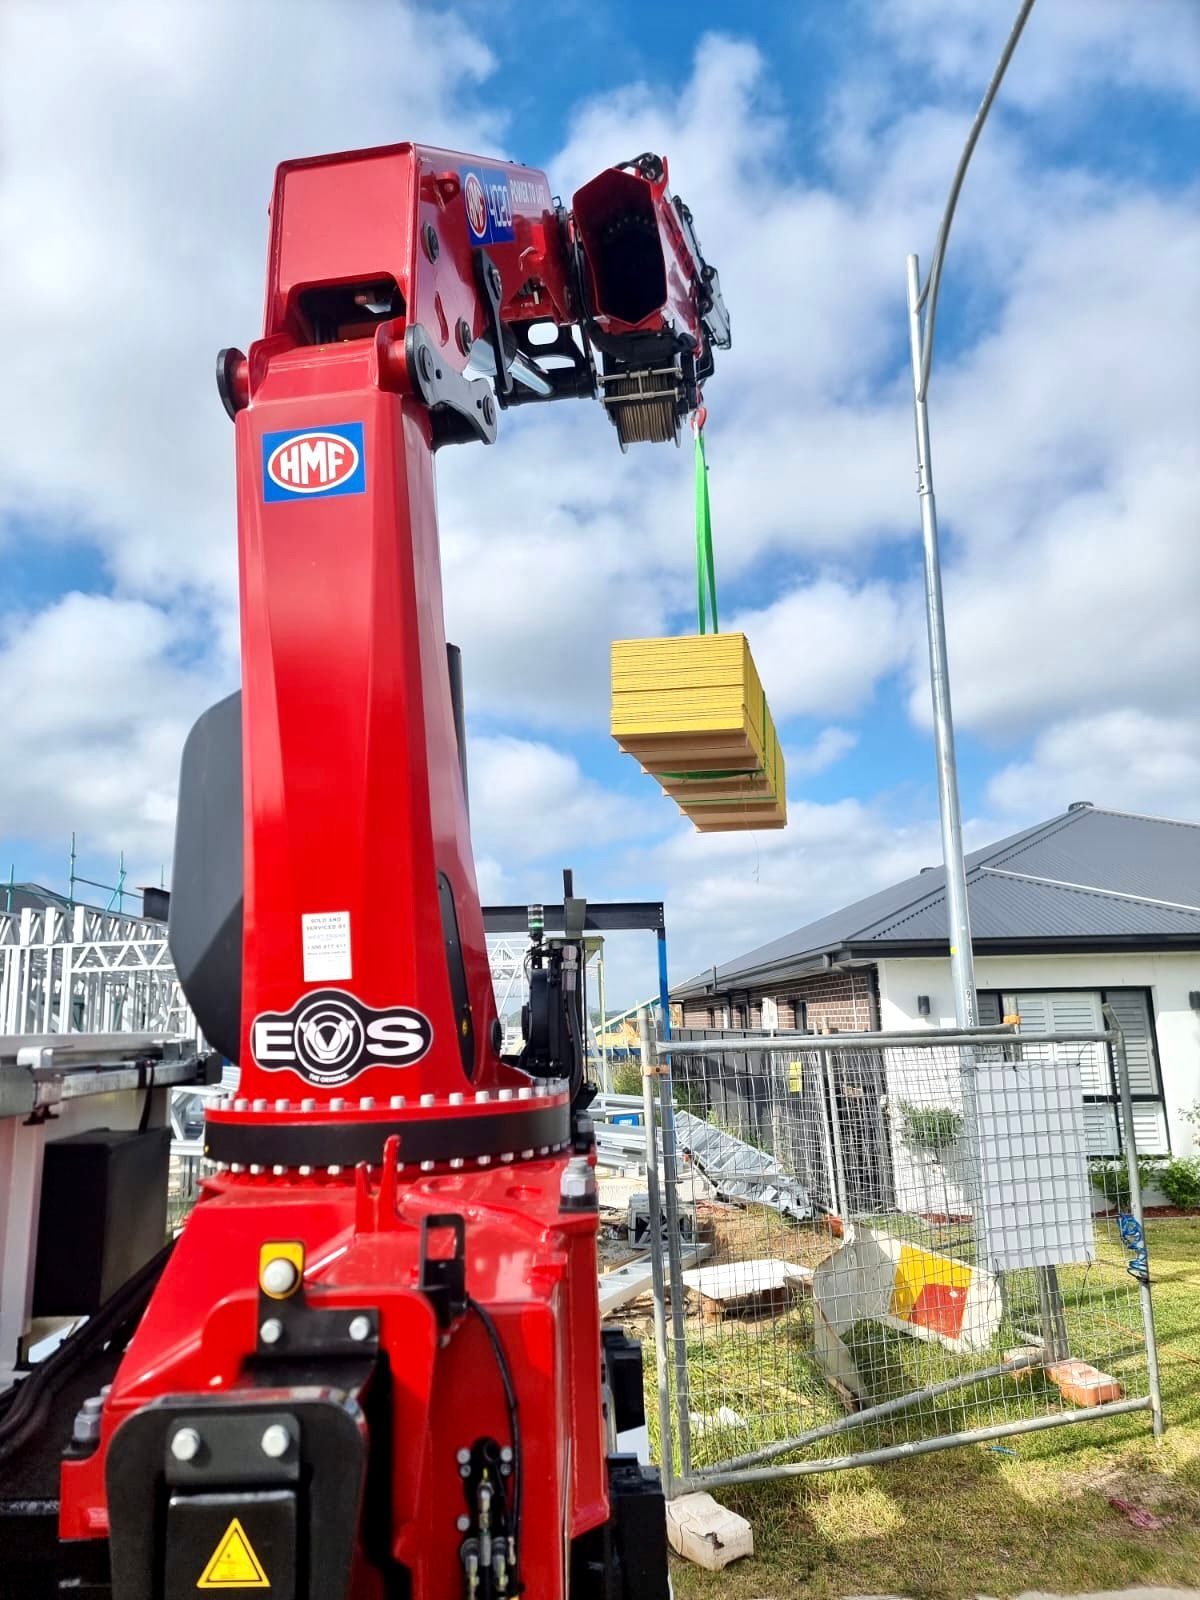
left=991, top=808, right=1200, bottom=906
left=674, top=805, right=1200, bottom=996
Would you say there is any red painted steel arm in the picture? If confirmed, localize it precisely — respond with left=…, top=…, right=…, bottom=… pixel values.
left=214, top=140, right=727, bottom=1115
left=58, top=140, right=725, bottom=1600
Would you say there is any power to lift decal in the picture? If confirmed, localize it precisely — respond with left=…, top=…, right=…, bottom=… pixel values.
left=252, top=989, right=433, bottom=1087
left=262, top=422, right=366, bottom=502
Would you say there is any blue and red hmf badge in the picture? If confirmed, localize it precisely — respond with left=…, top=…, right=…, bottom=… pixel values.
left=262, top=422, right=366, bottom=502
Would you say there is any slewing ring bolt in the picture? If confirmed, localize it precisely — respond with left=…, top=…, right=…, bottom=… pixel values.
left=72, top=1396, right=104, bottom=1446
left=559, top=1155, right=597, bottom=1211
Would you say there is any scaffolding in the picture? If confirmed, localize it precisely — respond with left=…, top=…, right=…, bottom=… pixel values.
left=0, top=903, right=194, bottom=1039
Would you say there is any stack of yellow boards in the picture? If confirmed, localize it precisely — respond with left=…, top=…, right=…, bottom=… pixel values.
left=611, top=633, right=786, bottom=831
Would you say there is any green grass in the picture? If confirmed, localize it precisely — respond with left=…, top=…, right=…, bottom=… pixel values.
left=665, top=1218, right=1200, bottom=1599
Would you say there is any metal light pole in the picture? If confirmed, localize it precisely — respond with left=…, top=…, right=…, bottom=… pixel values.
left=905, top=0, right=1036, bottom=1028
left=906, top=258, right=977, bottom=1027
left=905, top=0, right=1071, bottom=1354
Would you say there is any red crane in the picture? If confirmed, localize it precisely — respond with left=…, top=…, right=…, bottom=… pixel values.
left=36, top=139, right=727, bottom=1598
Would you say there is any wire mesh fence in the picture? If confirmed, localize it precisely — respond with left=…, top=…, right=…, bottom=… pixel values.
left=166, top=1150, right=205, bottom=1235
left=644, top=1022, right=1161, bottom=1492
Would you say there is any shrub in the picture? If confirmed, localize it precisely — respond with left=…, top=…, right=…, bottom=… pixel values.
left=1089, top=1155, right=1165, bottom=1209
left=1158, top=1156, right=1200, bottom=1210
left=609, top=1056, right=643, bottom=1097
left=898, top=1101, right=963, bottom=1151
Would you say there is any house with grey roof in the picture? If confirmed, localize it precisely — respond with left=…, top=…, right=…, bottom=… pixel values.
left=672, top=802, right=1200, bottom=1157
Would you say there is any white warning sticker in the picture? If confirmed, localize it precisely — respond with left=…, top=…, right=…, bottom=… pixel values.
left=302, top=910, right=352, bottom=983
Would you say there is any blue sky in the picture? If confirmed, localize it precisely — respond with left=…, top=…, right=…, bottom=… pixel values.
left=1, top=0, right=1198, bottom=1001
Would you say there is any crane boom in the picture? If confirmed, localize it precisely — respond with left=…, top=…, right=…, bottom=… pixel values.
left=46, top=138, right=728, bottom=1600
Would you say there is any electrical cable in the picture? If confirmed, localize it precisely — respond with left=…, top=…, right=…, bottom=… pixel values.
left=137, top=1058, right=156, bottom=1133
left=565, top=986, right=586, bottom=1103
left=0, top=1239, right=174, bottom=1461
left=467, top=1295, right=522, bottom=1589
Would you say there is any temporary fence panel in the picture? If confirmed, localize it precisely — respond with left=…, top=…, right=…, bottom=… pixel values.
left=643, top=1025, right=1162, bottom=1495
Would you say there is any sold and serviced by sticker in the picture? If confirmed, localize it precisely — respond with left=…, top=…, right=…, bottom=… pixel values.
left=302, top=910, right=352, bottom=982
left=460, top=164, right=551, bottom=247
left=262, top=421, right=366, bottom=502
left=252, top=988, right=433, bottom=1087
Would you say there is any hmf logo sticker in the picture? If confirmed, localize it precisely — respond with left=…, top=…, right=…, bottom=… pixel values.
left=459, top=164, right=550, bottom=248
left=262, top=422, right=365, bottom=502
left=252, top=989, right=433, bottom=1087
left=461, top=166, right=514, bottom=246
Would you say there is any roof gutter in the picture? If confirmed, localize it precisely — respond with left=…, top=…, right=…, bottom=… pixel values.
left=672, top=932, right=1200, bottom=999
left=673, top=947, right=883, bottom=1000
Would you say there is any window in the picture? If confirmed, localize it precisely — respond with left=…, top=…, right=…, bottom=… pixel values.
left=761, top=995, right=779, bottom=1031
left=1000, top=987, right=1168, bottom=1156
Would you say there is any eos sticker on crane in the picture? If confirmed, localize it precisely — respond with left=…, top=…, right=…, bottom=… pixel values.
left=262, top=422, right=365, bottom=502
left=196, top=1516, right=270, bottom=1589
left=252, top=988, right=433, bottom=1087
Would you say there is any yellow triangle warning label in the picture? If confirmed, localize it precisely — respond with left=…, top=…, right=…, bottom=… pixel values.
left=196, top=1517, right=271, bottom=1589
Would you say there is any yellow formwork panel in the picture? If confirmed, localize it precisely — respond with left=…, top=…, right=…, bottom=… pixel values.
left=677, top=806, right=785, bottom=830
left=613, top=635, right=767, bottom=749
left=692, top=793, right=787, bottom=830
left=670, top=742, right=787, bottom=831
left=694, top=811, right=786, bottom=831
left=612, top=632, right=787, bottom=833
left=660, top=773, right=776, bottom=801
left=611, top=632, right=749, bottom=688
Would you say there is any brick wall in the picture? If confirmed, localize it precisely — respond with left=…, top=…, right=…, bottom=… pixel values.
left=679, top=965, right=878, bottom=1033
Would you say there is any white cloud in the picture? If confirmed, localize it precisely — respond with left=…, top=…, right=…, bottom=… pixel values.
left=0, top=0, right=501, bottom=597
left=0, top=592, right=227, bottom=859
left=441, top=470, right=672, bottom=728
left=473, top=855, right=514, bottom=906
left=902, top=187, right=1200, bottom=739
left=0, top=0, right=506, bottom=868
left=731, top=577, right=915, bottom=718
left=871, top=0, right=1200, bottom=111
left=788, top=727, right=859, bottom=776
left=988, top=710, right=1200, bottom=824
left=467, top=734, right=660, bottom=863
left=638, top=795, right=949, bottom=988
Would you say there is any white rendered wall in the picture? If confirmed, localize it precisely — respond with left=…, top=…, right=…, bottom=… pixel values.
left=875, top=952, right=1200, bottom=1156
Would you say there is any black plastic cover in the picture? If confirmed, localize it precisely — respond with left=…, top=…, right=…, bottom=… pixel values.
left=168, top=690, right=244, bottom=1062
left=601, top=1327, right=646, bottom=1436
left=570, top=1454, right=670, bottom=1600
left=32, top=1128, right=170, bottom=1317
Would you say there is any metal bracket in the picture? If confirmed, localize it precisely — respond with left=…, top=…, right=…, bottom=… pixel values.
left=403, top=323, right=498, bottom=449
left=473, top=249, right=513, bottom=401
left=419, top=1213, right=467, bottom=1329
left=255, top=1276, right=380, bottom=1361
